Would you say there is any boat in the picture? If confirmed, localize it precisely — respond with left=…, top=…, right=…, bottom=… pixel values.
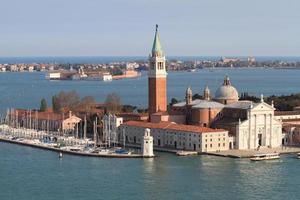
left=114, top=148, right=131, bottom=155
left=250, top=153, right=280, bottom=161
left=297, top=153, right=300, bottom=159
left=176, top=150, right=198, bottom=156
left=187, top=69, right=196, bottom=72
left=59, top=152, right=63, bottom=158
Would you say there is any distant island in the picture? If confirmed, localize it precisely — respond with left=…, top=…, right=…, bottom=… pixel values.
left=1, top=56, right=300, bottom=74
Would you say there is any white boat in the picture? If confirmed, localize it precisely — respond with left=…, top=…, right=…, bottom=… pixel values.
left=250, top=153, right=280, bottom=161
left=176, top=150, right=198, bottom=156
left=297, top=153, right=300, bottom=159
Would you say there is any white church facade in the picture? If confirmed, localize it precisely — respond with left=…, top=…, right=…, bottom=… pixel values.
left=235, top=101, right=282, bottom=150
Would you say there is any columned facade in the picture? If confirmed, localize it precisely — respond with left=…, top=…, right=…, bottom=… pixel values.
left=236, top=102, right=282, bottom=149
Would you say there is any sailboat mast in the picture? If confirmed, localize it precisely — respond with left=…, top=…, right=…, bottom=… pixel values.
left=83, top=115, right=87, bottom=140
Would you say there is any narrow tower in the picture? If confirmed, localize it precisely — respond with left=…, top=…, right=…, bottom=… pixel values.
left=203, top=85, right=210, bottom=101
left=186, top=87, right=193, bottom=105
left=148, top=25, right=167, bottom=119
left=142, top=128, right=154, bottom=157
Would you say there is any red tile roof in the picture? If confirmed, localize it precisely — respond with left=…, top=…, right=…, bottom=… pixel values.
left=13, top=109, right=69, bottom=121
left=123, top=121, right=226, bottom=134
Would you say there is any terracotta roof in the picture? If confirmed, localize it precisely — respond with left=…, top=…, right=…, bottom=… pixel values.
left=117, top=113, right=148, bottom=117
left=275, top=111, right=300, bottom=116
left=12, top=109, right=75, bottom=121
left=123, top=121, right=226, bottom=134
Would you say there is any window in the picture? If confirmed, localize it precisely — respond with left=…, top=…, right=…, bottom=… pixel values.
left=210, top=144, right=212, bottom=148
left=223, top=143, right=225, bottom=147
left=218, top=143, right=220, bottom=147
left=205, top=144, right=207, bottom=148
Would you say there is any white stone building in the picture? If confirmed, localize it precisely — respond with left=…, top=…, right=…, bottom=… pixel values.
left=214, top=99, right=282, bottom=150
left=119, top=121, right=229, bottom=152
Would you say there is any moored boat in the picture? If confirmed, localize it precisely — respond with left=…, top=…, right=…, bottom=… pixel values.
left=297, top=153, right=300, bottom=159
left=176, top=150, right=198, bottom=156
left=250, top=153, right=280, bottom=161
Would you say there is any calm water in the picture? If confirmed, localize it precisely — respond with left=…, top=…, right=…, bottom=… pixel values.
left=0, top=142, right=299, bottom=200
left=1, top=68, right=300, bottom=200
left=1, top=68, right=300, bottom=112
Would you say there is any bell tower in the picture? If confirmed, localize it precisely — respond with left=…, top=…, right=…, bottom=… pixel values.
left=148, top=25, right=167, bottom=118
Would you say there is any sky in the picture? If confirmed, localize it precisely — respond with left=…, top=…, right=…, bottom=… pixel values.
left=0, top=0, right=300, bottom=57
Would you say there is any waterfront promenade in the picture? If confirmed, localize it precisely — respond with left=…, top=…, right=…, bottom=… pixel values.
left=206, top=146, right=300, bottom=158
left=0, top=137, right=144, bottom=158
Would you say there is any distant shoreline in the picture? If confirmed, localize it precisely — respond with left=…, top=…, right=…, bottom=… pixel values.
left=1, top=56, right=300, bottom=64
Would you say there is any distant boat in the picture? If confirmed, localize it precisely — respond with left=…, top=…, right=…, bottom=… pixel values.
left=176, top=150, right=198, bottom=156
left=250, top=153, right=280, bottom=161
left=59, top=152, right=63, bottom=158
left=297, top=153, right=300, bottom=159
left=187, top=69, right=196, bottom=72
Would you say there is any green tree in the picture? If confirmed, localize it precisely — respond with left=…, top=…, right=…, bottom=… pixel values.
left=122, top=105, right=137, bottom=113
left=170, top=98, right=178, bottom=106
left=192, top=93, right=202, bottom=100
left=52, top=95, right=61, bottom=113
left=40, top=98, right=48, bottom=112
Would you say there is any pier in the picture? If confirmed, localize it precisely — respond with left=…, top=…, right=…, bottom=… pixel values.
left=205, top=147, right=300, bottom=158
left=0, top=125, right=153, bottom=158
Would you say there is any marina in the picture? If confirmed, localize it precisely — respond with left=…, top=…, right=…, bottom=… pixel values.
left=0, top=124, right=153, bottom=158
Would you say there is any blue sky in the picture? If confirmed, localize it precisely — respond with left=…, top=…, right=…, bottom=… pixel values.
left=0, top=0, right=299, bottom=57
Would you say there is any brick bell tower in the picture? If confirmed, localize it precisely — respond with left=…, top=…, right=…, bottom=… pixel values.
left=148, top=24, right=167, bottom=119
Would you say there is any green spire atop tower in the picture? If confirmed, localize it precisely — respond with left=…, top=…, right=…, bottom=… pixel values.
left=151, top=24, right=163, bottom=55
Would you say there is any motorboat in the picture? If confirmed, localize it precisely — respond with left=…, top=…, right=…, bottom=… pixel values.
left=250, top=153, right=280, bottom=161
left=176, top=150, right=198, bottom=156
left=114, top=148, right=131, bottom=155
left=297, top=153, right=300, bottom=159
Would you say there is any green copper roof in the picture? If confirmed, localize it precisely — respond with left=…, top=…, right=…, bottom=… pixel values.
left=152, top=24, right=163, bottom=54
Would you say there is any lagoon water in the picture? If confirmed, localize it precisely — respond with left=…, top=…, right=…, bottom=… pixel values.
left=1, top=68, right=300, bottom=112
left=1, top=68, right=300, bottom=199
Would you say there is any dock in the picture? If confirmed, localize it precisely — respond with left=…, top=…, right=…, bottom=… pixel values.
left=205, top=147, right=300, bottom=158
left=0, top=137, right=147, bottom=158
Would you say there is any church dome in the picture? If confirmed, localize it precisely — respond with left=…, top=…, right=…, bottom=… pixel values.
left=214, top=76, right=238, bottom=104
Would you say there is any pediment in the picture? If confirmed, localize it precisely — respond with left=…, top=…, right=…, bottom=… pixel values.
left=252, top=102, right=275, bottom=111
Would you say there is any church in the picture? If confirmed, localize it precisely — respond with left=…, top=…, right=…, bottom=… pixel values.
left=146, top=25, right=283, bottom=150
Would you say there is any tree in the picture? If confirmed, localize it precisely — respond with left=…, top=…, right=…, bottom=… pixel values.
left=192, top=93, right=202, bottom=100
left=52, top=95, right=61, bottom=113
left=122, top=105, right=137, bottom=113
left=40, top=98, right=48, bottom=112
left=52, top=90, right=81, bottom=113
left=170, top=98, right=178, bottom=106
left=105, top=93, right=122, bottom=114
left=79, top=96, right=96, bottom=112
